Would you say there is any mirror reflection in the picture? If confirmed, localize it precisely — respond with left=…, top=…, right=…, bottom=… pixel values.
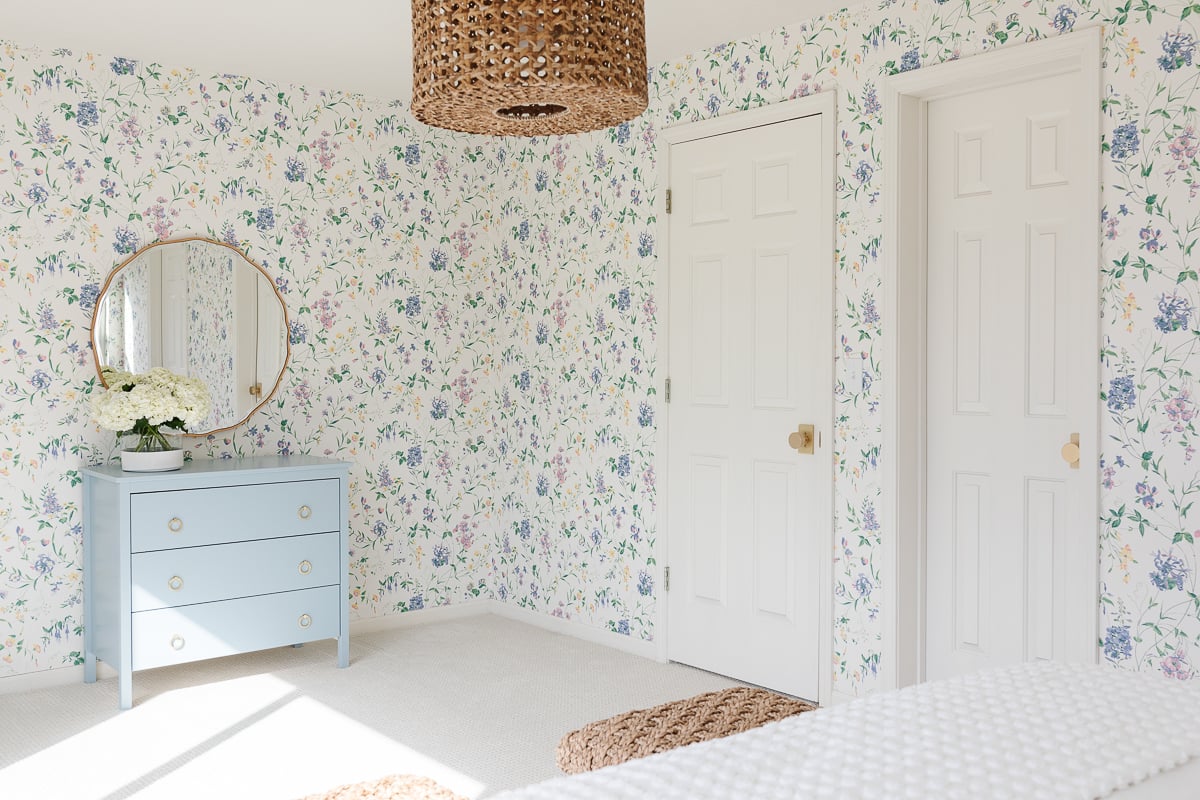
left=91, top=238, right=289, bottom=435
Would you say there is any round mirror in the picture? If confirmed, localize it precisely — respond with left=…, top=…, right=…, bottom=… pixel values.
left=90, top=237, right=290, bottom=436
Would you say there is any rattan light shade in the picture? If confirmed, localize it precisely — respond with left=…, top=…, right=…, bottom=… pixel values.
left=411, top=1, right=648, bottom=137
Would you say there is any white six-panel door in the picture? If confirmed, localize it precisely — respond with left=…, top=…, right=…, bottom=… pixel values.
left=925, top=70, right=1095, bottom=680
left=666, top=111, right=832, bottom=701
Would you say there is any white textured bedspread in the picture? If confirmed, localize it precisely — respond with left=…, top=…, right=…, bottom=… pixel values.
left=497, top=662, right=1200, bottom=800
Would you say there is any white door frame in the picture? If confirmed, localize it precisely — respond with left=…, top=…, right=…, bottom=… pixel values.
left=880, top=27, right=1102, bottom=690
left=655, top=92, right=838, bottom=705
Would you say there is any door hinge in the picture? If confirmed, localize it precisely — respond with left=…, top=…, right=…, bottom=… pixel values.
left=665, top=188, right=672, bottom=214
left=665, top=377, right=672, bottom=403
left=665, top=566, right=670, bottom=592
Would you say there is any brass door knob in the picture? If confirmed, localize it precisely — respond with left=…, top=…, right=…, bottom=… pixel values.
left=170, top=634, right=186, bottom=651
left=298, top=505, right=312, bottom=520
left=168, top=575, right=184, bottom=591
left=298, top=614, right=313, bottom=629
left=298, top=560, right=313, bottom=576
left=1061, top=433, right=1080, bottom=469
left=168, top=517, right=184, bottom=533
left=788, top=424, right=815, bottom=455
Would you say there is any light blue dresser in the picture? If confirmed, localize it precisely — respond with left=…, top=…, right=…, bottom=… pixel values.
left=82, top=456, right=350, bottom=709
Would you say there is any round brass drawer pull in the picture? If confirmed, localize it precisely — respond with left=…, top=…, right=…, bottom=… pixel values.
left=298, top=614, right=313, bottom=629
left=298, top=505, right=312, bottom=520
left=168, top=517, right=184, bottom=533
left=298, top=560, right=313, bottom=576
left=170, top=634, right=186, bottom=651
left=168, top=575, right=184, bottom=591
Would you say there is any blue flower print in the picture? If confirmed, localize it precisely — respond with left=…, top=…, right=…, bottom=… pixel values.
left=1150, top=551, right=1189, bottom=591
left=76, top=100, right=99, bottom=127
left=110, top=57, right=137, bottom=75
left=617, top=287, right=631, bottom=312
left=112, top=226, right=139, bottom=255
left=1159, top=30, right=1197, bottom=72
left=404, top=143, right=421, bottom=165
left=1103, top=625, right=1132, bottom=661
left=1052, top=5, right=1077, bottom=33
left=405, top=295, right=421, bottom=317
left=518, top=519, right=531, bottom=540
left=637, top=571, right=654, bottom=596
left=637, top=401, right=654, bottom=427
left=26, top=184, right=48, bottom=205
left=256, top=207, right=275, bottom=231
left=1107, top=375, right=1137, bottom=412
left=289, top=319, right=308, bottom=345
left=616, top=454, right=631, bottom=477
left=284, top=157, right=306, bottom=182
left=407, top=445, right=423, bottom=467
left=899, top=49, right=921, bottom=72
left=1110, top=123, right=1140, bottom=160
left=430, top=249, right=447, bottom=271
left=78, top=282, right=99, bottom=313
left=1155, top=294, right=1191, bottom=333
left=637, top=232, right=654, bottom=257
left=536, top=474, right=550, bottom=496
left=409, top=594, right=425, bottom=610
left=430, top=398, right=448, bottom=420
left=616, top=619, right=631, bottom=635
left=432, top=545, right=449, bottom=568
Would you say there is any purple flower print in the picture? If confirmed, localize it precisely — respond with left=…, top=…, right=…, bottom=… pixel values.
left=1162, top=649, right=1193, bottom=680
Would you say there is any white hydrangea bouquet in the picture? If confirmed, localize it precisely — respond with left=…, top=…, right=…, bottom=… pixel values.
left=92, top=367, right=212, bottom=457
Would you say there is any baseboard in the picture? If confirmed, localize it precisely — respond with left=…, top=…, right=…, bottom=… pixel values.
left=0, top=661, right=118, bottom=695
left=0, top=599, right=654, bottom=695
left=349, top=599, right=493, bottom=635
left=488, top=602, right=658, bottom=660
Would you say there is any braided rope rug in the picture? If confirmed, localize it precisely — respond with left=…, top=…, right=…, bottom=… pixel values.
left=556, top=686, right=817, bottom=775
left=300, top=774, right=466, bottom=800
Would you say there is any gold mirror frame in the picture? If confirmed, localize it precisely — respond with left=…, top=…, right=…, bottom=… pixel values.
left=89, top=236, right=292, bottom=437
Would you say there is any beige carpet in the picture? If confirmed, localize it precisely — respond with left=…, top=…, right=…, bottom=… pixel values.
left=0, top=613, right=740, bottom=799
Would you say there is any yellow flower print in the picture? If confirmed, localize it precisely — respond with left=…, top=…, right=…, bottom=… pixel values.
left=1118, top=543, right=1135, bottom=584
left=1122, top=290, right=1138, bottom=332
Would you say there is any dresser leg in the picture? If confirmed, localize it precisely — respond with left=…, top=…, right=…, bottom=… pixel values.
left=85, top=652, right=96, bottom=684
left=119, top=670, right=132, bottom=710
left=337, top=636, right=349, bottom=668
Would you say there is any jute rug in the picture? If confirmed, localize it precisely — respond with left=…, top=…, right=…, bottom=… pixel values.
left=556, top=686, right=817, bottom=774
left=300, top=774, right=466, bottom=800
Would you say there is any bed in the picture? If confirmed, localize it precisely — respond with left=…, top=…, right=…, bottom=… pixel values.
left=494, top=662, right=1200, bottom=799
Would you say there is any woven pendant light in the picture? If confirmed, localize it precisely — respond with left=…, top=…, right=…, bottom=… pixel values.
left=411, top=0, right=648, bottom=136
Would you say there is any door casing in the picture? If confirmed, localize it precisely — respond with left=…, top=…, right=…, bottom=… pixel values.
left=655, top=92, right=837, bottom=706
left=880, top=27, right=1103, bottom=690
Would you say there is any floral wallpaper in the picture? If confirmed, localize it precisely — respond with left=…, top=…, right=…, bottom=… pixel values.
left=185, top=240, right=237, bottom=430
left=0, top=39, right=501, bottom=675
left=2, top=0, right=1199, bottom=698
left=482, top=0, right=1200, bottom=696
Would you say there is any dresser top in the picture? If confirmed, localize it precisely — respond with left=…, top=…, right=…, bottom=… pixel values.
left=83, top=454, right=349, bottom=484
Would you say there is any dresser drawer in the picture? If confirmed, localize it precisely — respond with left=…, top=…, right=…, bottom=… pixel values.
left=131, top=586, right=340, bottom=671
left=130, top=479, right=340, bottom=552
left=131, top=532, right=341, bottom=612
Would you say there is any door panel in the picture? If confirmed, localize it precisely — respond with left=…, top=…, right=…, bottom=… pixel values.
left=667, top=113, right=831, bottom=700
left=925, top=70, right=1093, bottom=680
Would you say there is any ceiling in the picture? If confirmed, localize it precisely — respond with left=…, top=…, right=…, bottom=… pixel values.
left=3, top=1, right=841, bottom=105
